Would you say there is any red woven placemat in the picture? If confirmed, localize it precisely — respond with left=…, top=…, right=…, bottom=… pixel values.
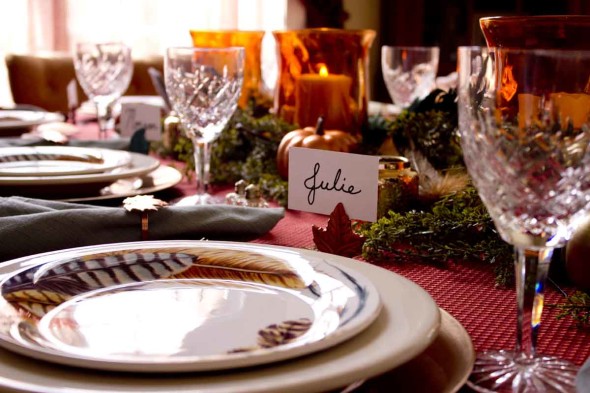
left=255, top=208, right=590, bottom=366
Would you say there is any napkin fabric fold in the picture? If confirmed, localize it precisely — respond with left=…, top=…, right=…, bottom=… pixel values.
left=0, top=197, right=284, bottom=262
left=578, top=356, right=590, bottom=392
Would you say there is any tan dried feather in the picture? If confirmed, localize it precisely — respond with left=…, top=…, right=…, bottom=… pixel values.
left=420, top=171, right=470, bottom=204
left=58, top=247, right=307, bottom=289
left=173, top=248, right=307, bottom=289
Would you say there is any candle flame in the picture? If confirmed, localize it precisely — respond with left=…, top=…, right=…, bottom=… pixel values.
left=318, top=63, right=329, bottom=77
left=500, top=65, right=517, bottom=101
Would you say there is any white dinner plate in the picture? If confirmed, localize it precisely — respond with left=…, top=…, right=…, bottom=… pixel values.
left=60, top=164, right=183, bottom=202
left=0, top=152, right=160, bottom=199
left=0, top=110, right=64, bottom=133
left=0, top=241, right=383, bottom=372
left=0, top=241, right=440, bottom=393
left=0, top=146, right=132, bottom=177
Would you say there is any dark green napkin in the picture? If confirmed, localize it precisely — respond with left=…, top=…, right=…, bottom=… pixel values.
left=0, top=197, right=284, bottom=262
left=579, top=356, right=590, bottom=392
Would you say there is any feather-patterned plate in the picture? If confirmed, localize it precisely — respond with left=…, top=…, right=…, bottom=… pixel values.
left=0, top=146, right=132, bottom=177
left=0, top=241, right=383, bottom=372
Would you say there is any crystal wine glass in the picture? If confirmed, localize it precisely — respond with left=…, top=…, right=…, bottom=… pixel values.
left=458, top=46, right=590, bottom=392
left=381, top=46, right=439, bottom=108
left=165, top=47, right=244, bottom=205
left=73, top=42, right=133, bottom=139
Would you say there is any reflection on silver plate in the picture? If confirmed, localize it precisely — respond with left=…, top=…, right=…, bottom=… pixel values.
left=0, top=146, right=132, bottom=177
left=0, top=241, right=442, bottom=393
left=60, top=165, right=182, bottom=202
left=0, top=110, right=64, bottom=134
left=0, top=241, right=383, bottom=372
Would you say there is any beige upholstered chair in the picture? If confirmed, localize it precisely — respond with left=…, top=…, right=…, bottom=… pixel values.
left=5, top=53, right=164, bottom=113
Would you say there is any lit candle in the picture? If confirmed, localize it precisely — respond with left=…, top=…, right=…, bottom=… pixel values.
left=551, top=93, right=590, bottom=129
left=517, top=93, right=541, bottom=130
left=295, top=64, right=353, bottom=131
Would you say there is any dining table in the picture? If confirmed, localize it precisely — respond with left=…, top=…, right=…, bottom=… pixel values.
left=0, top=116, right=589, bottom=393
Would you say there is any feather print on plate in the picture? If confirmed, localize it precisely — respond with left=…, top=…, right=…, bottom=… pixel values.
left=0, top=152, right=103, bottom=164
left=172, top=248, right=309, bottom=289
left=0, top=241, right=384, bottom=373
left=1, top=252, right=197, bottom=317
left=228, top=318, right=313, bottom=353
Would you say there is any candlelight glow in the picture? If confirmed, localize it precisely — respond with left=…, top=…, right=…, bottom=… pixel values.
left=500, top=65, right=517, bottom=101
left=318, top=64, right=329, bottom=77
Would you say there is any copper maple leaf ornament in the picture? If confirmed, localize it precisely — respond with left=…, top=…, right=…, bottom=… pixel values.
left=312, top=203, right=365, bottom=258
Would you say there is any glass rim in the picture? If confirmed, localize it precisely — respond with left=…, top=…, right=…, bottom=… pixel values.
left=272, top=28, right=376, bottom=37
left=480, top=15, right=590, bottom=24
left=189, top=29, right=266, bottom=34
left=166, top=46, right=246, bottom=53
left=381, top=45, right=439, bottom=51
left=75, top=41, right=130, bottom=48
left=474, top=47, right=590, bottom=56
left=457, top=45, right=486, bottom=50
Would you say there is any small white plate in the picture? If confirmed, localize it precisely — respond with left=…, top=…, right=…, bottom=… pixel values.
left=0, top=110, right=64, bottom=133
left=0, top=241, right=383, bottom=373
left=0, top=146, right=132, bottom=177
left=60, top=165, right=183, bottom=203
left=0, top=241, right=441, bottom=393
left=0, top=152, right=159, bottom=186
left=0, top=152, right=160, bottom=199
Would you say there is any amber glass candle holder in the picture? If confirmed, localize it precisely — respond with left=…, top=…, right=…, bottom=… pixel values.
left=273, top=28, right=376, bottom=135
left=479, top=16, right=590, bottom=132
left=189, top=30, right=265, bottom=108
left=480, top=15, right=590, bottom=49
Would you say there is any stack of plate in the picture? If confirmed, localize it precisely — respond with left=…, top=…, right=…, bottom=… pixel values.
left=0, top=145, right=182, bottom=201
left=0, top=240, right=475, bottom=392
left=0, top=109, right=64, bottom=137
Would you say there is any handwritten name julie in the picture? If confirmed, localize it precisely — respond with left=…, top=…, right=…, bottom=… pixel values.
left=304, top=162, right=361, bottom=205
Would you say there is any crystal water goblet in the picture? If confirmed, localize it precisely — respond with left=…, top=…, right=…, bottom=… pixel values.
left=381, top=46, right=439, bottom=108
left=73, top=42, right=133, bottom=139
left=458, top=46, right=590, bottom=392
left=165, top=47, right=244, bottom=205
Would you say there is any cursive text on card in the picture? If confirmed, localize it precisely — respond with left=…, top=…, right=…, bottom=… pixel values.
left=304, top=162, right=361, bottom=205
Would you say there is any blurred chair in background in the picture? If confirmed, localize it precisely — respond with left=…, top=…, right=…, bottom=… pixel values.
left=4, top=53, right=163, bottom=114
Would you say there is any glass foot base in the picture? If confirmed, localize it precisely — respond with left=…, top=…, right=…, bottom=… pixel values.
left=173, top=194, right=222, bottom=206
left=467, top=350, right=578, bottom=392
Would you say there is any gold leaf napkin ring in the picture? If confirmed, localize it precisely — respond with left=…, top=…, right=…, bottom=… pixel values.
left=123, top=195, right=169, bottom=241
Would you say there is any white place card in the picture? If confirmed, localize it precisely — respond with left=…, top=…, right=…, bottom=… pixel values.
left=120, top=103, right=162, bottom=141
left=288, top=147, right=379, bottom=222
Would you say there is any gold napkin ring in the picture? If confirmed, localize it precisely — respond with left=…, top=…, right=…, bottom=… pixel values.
left=123, top=195, right=169, bottom=241
left=140, top=212, right=149, bottom=240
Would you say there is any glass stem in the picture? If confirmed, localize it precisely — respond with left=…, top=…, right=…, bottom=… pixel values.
left=192, top=138, right=211, bottom=197
left=95, top=101, right=113, bottom=139
left=513, top=247, right=552, bottom=360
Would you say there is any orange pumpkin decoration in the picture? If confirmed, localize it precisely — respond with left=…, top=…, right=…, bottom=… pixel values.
left=276, top=117, right=358, bottom=179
